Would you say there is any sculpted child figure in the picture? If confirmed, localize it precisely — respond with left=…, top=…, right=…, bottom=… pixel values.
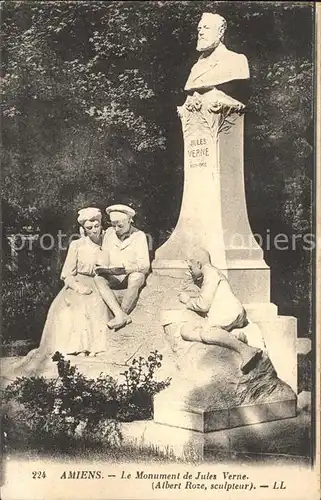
left=3, top=205, right=150, bottom=382
left=3, top=208, right=118, bottom=379
left=23, top=207, right=112, bottom=358
left=94, top=204, right=150, bottom=330
left=177, top=249, right=263, bottom=374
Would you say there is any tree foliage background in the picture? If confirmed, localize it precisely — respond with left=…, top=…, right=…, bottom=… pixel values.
left=1, top=1, right=314, bottom=350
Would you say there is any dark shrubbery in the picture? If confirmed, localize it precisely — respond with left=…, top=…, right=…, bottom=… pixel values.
left=2, top=350, right=171, bottom=452
left=2, top=265, right=60, bottom=346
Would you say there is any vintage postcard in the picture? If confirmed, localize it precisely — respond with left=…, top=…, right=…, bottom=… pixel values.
left=1, top=1, right=320, bottom=499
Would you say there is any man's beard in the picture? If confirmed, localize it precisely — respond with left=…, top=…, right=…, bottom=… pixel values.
left=196, top=37, right=220, bottom=52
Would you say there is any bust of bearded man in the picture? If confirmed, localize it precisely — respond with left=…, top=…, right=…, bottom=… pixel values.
left=185, top=13, right=250, bottom=110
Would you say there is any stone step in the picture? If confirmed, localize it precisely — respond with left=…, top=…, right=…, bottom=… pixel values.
left=243, top=302, right=278, bottom=320
left=121, top=406, right=310, bottom=462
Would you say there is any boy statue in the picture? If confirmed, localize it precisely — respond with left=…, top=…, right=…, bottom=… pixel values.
left=95, top=204, right=150, bottom=330
left=177, top=249, right=262, bottom=374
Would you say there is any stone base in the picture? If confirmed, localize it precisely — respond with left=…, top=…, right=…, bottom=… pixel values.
left=121, top=402, right=310, bottom=462
left=152, top=340, right=297, bottom=433
left=153, top=398, right=296, bottom=432
left=2, top=273, right=300, bottom=439
left=243, top=302, right=298, bottom=392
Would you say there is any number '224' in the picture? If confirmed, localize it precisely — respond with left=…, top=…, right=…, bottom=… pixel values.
left=32, top=471, right=46, bottom=479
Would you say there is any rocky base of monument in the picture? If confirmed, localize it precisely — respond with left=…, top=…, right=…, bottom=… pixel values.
left=151, top=273, right=297, bottom=432
left=153, top=347, right=296, bottom=432
left=1, top=273, right=297, bottom=435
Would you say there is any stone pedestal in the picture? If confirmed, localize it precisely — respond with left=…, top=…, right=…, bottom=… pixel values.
left=154, top=398, right=296, bottom=433
left=120, top=402, right=310, bottom=462
left=153, top=95, right=269, bottom=304
left=245, top=303, right=298, bottom=393
left=150, top=93, right=300, bottom=431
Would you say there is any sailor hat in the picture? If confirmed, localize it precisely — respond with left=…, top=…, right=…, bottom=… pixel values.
left=106, top=204, right=136, bottom=218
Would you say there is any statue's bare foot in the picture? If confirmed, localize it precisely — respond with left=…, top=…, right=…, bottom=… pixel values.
left=107, top=314, right=131, bottom=330
left=114, top=316, right=132, bottom=332
left=241, top=348, right=263, bottom=374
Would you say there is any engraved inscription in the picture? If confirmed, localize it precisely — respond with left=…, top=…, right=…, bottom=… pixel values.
left=187, top=137, right=210, bottom=168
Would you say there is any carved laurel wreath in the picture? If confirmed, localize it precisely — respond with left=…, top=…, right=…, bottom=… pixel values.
left=178, top=94, right=244, bottom=138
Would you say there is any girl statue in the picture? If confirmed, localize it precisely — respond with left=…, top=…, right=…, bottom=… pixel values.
left=3, top=207, right=127, bottom=380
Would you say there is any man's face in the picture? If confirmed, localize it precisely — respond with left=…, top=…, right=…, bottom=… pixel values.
left=110, top=212, right=131, bottom=237
left=196, top=18, right=222, bottom=52
left=187, top=259, right=203, bottom=280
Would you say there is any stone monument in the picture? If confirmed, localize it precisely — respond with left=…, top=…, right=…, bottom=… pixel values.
left=151, top=13, right=304, bottom=391
left=150, top=13, right=305, bottom=431
left=2, top=13, right=309, bottom=440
